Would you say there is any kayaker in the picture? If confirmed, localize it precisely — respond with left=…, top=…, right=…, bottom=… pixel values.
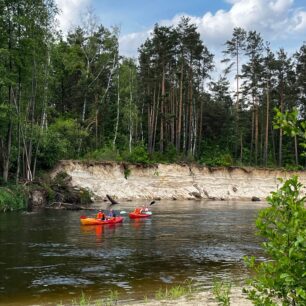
left=142, top=205, right=149, bottom=213
left=96, top=210, right=106, bottom=220
left=108, top=209, right=116, bottom=218
left=134, top=207, right=142, bottom=214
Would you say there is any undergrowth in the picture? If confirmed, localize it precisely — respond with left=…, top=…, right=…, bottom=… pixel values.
left=0, top=185, right=27, bottom=212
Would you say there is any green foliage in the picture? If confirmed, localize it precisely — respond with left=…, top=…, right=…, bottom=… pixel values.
left=100, top=289, right=119, bottom=306
left=284, top=164, right=304, bottom=171
left=40, top=182, right=56, bottom=202
left=200, top=144, right=233, bottom=167
left=274, top=107, right=306, bottom=157
left=79, top=189, right=92, bottom=205
left=123, top=167, right=131, bottom=179
left=52, top=171, right=71, bottom=186
left=0, top=185, right=27, bottom=212
left=70, top=290, right=118, bottom=306
left=72, top=292, right=91, bottom=306
left=35, top=118, right=89, bottom=169
left=155, top=280, right=194, bottom=300
left=84, top=146, right=121, bottom=161
left=150, top=144, right=179, bottom=163
left=244, top=176, right=306, bottom=305
left=212, top=279, right=231, bottom=306
left=123, top=145, right=149, bottom=164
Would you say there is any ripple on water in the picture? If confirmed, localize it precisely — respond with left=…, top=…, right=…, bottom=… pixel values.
left=186, top=245, right=246, bottom=263
left=111, top=281, right=132, bottom=290
left=40, top=247, right=133, bottom=259
left=31, top=276, right=93, bottom=287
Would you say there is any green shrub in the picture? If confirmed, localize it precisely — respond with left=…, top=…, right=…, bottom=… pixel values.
left=79, top=189, right=92, bottom=204
left=84, top=146, right=121, bottom=161
left=124, top=145, right=149, bottom=164
left=284, top=164, right=304, bottom=171
left=123, top=167, right=131, bottom=179
left=200, top=152, right=233, bottom=167
left=244, top=176, right=306, bottom=305
left=52, top=171, right=71, bottom=186
left=0, top=185, right=27, bottom=212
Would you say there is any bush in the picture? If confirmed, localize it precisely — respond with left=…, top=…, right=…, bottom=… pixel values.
left=200, top=152, right=233, bottom=167
left=84, top=146, right=121, bottom=161
left=244, top=176, right=306, bottom=305
left=0, top=185, right=27, bottom=212
left=123, top=145, right=149, bottom=164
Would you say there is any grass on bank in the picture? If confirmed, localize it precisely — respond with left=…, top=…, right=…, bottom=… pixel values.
left=155, top=280, right=195, bottom=300
left=212, top=279, right=231, bottom=306
left=57, top=290, right=119, bottom=306
left=57, top=282, right=197, bottom=306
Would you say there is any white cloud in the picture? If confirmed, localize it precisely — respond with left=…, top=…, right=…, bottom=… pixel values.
left=119, top=0, right=306, bottom=58
left=55, top=0, right=91, bottom=34
left=119, top=30, right=152, bottom=59
left=196, top=0, right=305, bottom=47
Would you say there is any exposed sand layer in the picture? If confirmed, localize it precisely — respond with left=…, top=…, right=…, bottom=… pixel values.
left=52, top=161, right=306, bottom=201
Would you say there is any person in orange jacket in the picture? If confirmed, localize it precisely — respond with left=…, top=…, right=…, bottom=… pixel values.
left=96, top=210, right=106, bottom=220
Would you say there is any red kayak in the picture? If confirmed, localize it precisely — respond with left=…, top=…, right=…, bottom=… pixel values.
left=80, top=216, right=123, bottom=225
left=129, top=211, right=152, bottom=219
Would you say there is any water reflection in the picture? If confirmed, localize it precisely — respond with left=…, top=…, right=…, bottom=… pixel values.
left=0, top=200, right=266, bottom=305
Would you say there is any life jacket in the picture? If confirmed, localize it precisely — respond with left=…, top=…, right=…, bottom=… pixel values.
left=97, top=212, right=103, bottom=219
left=134, top=208, right=142, bottom=214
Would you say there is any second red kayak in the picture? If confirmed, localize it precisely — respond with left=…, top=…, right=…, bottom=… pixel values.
left=80, top=216, right=123, bottom=225
left=129, top=212, right=152, bottom=219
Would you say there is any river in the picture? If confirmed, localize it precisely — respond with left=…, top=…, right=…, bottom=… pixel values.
left=0, top=200, right=266, bottom=305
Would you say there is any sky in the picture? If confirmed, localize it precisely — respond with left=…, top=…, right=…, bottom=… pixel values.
left=54, top=0, right=306, bottom=64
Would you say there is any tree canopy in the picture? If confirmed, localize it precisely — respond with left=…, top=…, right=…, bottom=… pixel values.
left=0, top=2, right=305, bottom=183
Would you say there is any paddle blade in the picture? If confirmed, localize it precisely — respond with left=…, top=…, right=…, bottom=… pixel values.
left=149, top=201, right=156, bottom=206
left=106, top=194, right=119, bottom=206
left=120, top=210, right=127, bottom=214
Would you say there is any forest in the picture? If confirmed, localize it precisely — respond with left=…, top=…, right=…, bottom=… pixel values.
left=1, top=0, right=306, bottom=184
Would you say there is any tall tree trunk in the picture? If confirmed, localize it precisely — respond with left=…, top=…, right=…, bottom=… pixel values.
left=250, top=106, right=254, bottom=164
left=82, top=58, right=90, bottom=122
left=271, top=124, right=276, bottom=165
left=3, top=120, right=12, bottom=183
left=176, top=61, right=183, bottom=152
left=148, top=85, right=155, bottom=153
left=170, top=82, right=175, bottom=144
left=160, top=66, right=165, bottom=153
left=255, top=100, right=259, bottom=165
left=153, top=84, right=160, bottom=152
left=113, top=68, right=120, bottom=148
left=235, top=44, right=240, bottom=160
left=264, top=81, right=270, bottom=166
left=188, top=63, right=193, bottom=155
left=95, top=94, right=99, bottom=148
left=129, top=67, right=134, bottom=153
left=279, top=81, right=284, bottom=167
left=3, top=12, right=13, bottom=183
left=33, top=48, right=51, bottom=180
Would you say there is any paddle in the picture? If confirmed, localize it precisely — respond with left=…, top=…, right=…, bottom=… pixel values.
left=149, top=201, right=156, bottom=206
left=106, top=194, right=119, bottom=206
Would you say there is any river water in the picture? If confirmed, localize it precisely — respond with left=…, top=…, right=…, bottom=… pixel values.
left=0, top=200, right=266, bottom=305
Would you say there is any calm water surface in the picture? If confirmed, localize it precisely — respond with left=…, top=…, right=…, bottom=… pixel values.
left=0, top=200, right=266, bottom=305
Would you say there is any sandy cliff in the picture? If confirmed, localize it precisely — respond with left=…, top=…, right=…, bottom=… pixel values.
left=52, top=161, right=306, bottom=201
